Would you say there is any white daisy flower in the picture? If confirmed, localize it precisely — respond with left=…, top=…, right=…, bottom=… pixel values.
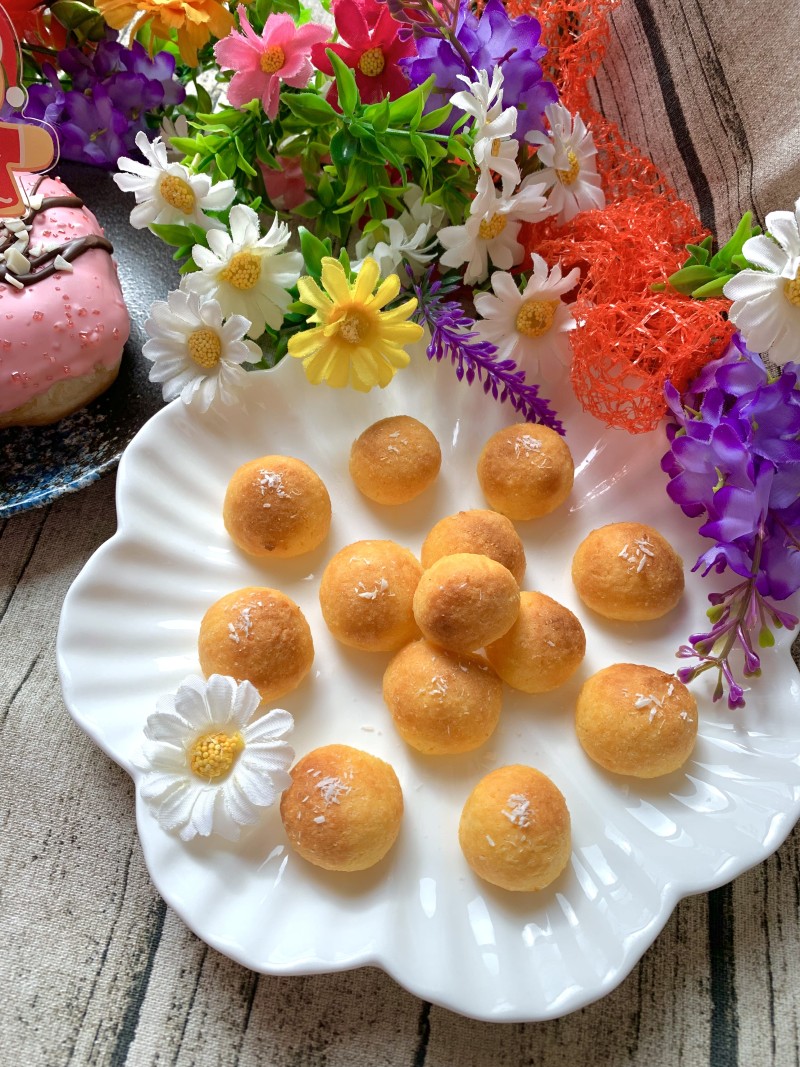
left=144, top=286, right=260, bottom=411
left=136, top=674, right=295, bottom=842
left=353, top=184, right=442, bottom=280
left=402, top=183, right=445, bottom=233
left=184, top=204, right=303, bottom=338
left=474, top=255, right=581, bottom=376
left=114, top=131, right=235, bottom=231
left=451, top=66, right=506, bottom=129
left=526, top=103, right=605, bottom=224
left=158, top=114, right=190, bottom=163
left=439, top=172, right=550, bottom=285
left=723, top=199, right=800, bottom=366
left=452, top=67, right=520, bottom=195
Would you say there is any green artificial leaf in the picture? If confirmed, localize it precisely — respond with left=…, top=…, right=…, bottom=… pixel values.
left=169, top=136, right=203, bottom=156
left=690, top=274, right=734, bottom=299
left=194, top=82, right=213, bottom=115
left=299, top=227, right=332, bottom=282
left=710, top=211, right=758, bottom=270
left=385, top=87, right=424, bottom=127
left=667, top=264, right=721, bottom=295
left=684, top=241, right=711, bottom=265
left=417, top=104, right=452, bottom=132
left=283, top=93, right=338, bottom=125
left=330, top=129, right=359, bottom=172
left=150, top=223, right=197, bottom=247
left=50, top=0, right=103, bottom=34
left=234, top=137, right=258, bottom=177
left=327, top=49, right=358, bottom=116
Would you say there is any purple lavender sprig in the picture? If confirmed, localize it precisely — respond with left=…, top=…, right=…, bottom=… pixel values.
left=409, top=266, right=564, bottom=434
left=662, top=333, right=800, bottom=708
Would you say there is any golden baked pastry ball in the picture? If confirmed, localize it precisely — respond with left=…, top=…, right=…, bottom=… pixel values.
left=383, top=640, right=502, bottom=755
left=571, top=521, right=684, bottom=622
left=575, top=663, right=698, bottom=778
left=223, top=455, right=331, bottom=558
left=485, top=591, right=586, bottom=693
left=421, top=509, right=526, bottom=585
left=349, top=415, right=441, bottom=505
left=459, top=765, right=571, bottom=892
left=477, top=423, right=574, bottom=520
left=319, top=539, right=422, bottom=652
left=198, top=587, right=313, bottom=701
left=280, top=745, right=403, bottom=871
left=412, top=553, right=520, bottom=653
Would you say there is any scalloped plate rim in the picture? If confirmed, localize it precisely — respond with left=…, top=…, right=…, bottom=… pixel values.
left=56, top=356, right=800, bottom=1023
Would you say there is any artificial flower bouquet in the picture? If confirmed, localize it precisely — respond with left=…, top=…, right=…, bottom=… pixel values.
left=8, top=0, right=798, bottom=707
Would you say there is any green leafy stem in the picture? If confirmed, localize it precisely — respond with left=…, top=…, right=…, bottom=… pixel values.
left=657, top=211, right=762, bottom=299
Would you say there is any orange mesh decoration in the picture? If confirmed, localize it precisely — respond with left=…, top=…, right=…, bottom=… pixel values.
left=506, top=0, right=731, bottom=432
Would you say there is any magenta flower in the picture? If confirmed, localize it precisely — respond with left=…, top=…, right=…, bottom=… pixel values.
left=214, top=6, right=329, bottom=120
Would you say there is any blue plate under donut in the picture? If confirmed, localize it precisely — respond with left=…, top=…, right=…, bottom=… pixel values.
left=0, top=161, right=178, bottom=517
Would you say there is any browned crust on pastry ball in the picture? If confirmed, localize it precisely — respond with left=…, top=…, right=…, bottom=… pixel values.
left=421, top=509, right=526, bottom=584
left=412, top=553, right=520, bottom=653
left=459, top=765, right=571, bottom=892
left=383, top=640, right=502, bottom=754
left=485, top=591, right=586, bottom=693
left=280, top=744, right=404, bottom=871
left=349, top=415, right=441, bottom=505
left=319, top=539, right=422, bottom=652
left=575, top=663, right=698, bottom=778
left=571, top=522, right=684, bottom=621
left=223, top=455, right=331, bottom=558
left=477, top=424, right=574, bottom=520
left=198, top=586, right=313, bottom=701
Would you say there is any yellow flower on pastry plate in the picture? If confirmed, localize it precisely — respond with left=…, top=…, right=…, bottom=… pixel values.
left=288, top=257, right=424, bottom=392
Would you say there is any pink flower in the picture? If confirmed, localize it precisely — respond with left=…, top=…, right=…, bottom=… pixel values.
left=214, top=6, right=329, bottom=120
left=261, top=156, right=308, bottom=211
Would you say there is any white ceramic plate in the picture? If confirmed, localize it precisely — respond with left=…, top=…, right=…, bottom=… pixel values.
left=57, top=350, right=800, bottom=1022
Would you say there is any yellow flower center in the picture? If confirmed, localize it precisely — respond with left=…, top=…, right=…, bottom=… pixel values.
left=784, top=268, right=800, bottom=308
left=189, top=730, right=244, bottom=780
left=556, top=149, right=580, bottom=186
left=491, top=139, right=502, bottom=157
left=359, top=47, right=385, bottom=77
left=515, top=299, right=559, bottom=337
left=186, top=327, right=222, bottom=368
left=220, top=250, right=261, bottom=290
left=260, top=44, right=285, bottom=73
left=338, top=308, right=370, bottom=344
left=478, top=213, right=507, bottom=240
left=160, top=174, right=196, bottom=215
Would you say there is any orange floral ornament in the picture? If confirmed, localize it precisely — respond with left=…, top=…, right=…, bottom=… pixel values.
left=95, top=0, right=234, bottom=66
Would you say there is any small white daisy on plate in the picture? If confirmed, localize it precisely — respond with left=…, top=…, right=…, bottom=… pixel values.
left=144, top=286, right=260, bottom=410
left=439, top=172, right=550, bottom=285
left=723, top=198, right=800, bottom=366
left=114, top=131, right=235, bottom=231
left=184, top=204, right=303, bottom=338
left=474, top=254, right=581, bottom=375
left=135, top=674, right=295, bottom=842
left=526, top=103, right=605, bottom=224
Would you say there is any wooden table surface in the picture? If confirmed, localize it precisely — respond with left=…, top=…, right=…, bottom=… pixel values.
left=3, top=1, right=800, bottom=1063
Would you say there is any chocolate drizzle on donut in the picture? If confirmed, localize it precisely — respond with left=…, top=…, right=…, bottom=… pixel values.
left=0, top=174, right=114, bottom=288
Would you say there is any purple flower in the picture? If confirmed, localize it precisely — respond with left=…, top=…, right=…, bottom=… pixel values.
left=662, top=331, right=800, bottom=706
left=8, top=30, right=186, bottom=168
left=410, top=266, right=563, bottom=432
left=400, top=0, right=557, bottom=138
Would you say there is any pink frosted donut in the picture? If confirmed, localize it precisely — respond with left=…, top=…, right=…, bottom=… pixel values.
left=0, top=172, right=130, bottom=427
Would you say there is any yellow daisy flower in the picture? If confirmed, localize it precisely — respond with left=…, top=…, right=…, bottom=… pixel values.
left=288, top=257, right=424, bottom=392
